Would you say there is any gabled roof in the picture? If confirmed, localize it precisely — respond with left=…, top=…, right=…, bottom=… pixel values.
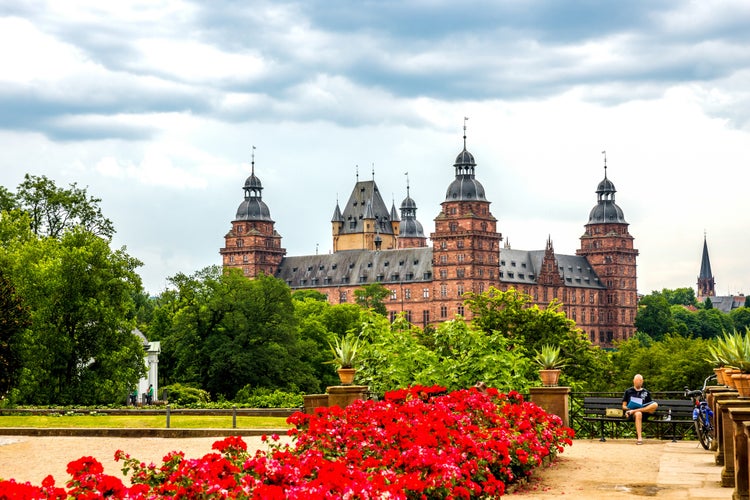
left=338, top=180, right=395, bottom=235
left=498, top=248, right=605, bottom=289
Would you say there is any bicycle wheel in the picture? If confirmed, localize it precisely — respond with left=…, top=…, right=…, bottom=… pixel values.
left=695, top=415, right=713, bottom=450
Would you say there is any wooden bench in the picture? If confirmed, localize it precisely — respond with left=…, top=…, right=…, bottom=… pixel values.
left=582, top=397, right=695, bottom=442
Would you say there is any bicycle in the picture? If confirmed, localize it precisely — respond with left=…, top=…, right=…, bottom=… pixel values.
left=684, top=374, right=716, bottom=450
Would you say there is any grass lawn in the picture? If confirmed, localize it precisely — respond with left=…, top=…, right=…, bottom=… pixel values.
left=0, top=414, right=290, bottom=429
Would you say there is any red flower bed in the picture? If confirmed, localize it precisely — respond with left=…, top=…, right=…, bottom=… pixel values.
left=0, top=386, right=573, bottom=498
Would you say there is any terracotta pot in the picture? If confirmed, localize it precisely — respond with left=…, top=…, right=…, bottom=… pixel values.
left=714, top=367, right=726, bottom=385
left=733, top=373, right=750, bottom=398
left=725, top=368, right=739, bottom=389
left=337, top=368, right=356, bottom=385
left=539, top=369, right=561, bottom=387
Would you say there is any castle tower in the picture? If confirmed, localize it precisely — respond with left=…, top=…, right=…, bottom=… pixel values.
left=397, top=175, right=427, bottom=249
left=220, top=151, right=285, bottom=277
left=538, top=236, right=564, bottom=286
left=430, top=121, right=502, bottom=321
left=697, top=234, right=716, bottom=299
left=331, top=170, right=397, bottom=252
left=576, top=154, right=638, bottom=343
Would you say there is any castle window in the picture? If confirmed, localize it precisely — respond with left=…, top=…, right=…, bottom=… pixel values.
left=405, top=272, right=414, bottom=280
left=286, top=280, right=292, bottom=286
left=300, top=279, right=307, bottom=285
left=441, top=241, right=447, bottom=249
left=236, top=239, right=243, bottom=247
left=457, top=254, right=464, bottom=262
left=405, top=289, right=411, bottom=299
left=457, top=305, right=465, bottom=316
left=391, top=290, right=397, bottom=300
left=399, top=260, right=404, bottom=266
left=423, top=288, right=429, bottom=298
left=457, top=269, right=465, bottom=278
left=449, top=222, right=458, bottom=232
left=405, top=310, right=412, bottom=322
left=423, top=310, right=429, bottom=326
left=508, top=272, right=514, bottom=278
left=391, top=273, right=400, bottom=281
left=359, top=275, right=367, bottom=283
left=500, top=260, right=505, bottom=266
left=423, top=272, right=432, bottom=279
left=440, top=269, right=447, bottom=279
left=440, top=255, right=447, bottom=264
left=440, top=305, right=448, bottom=318
left=499, top=271, right=504, bottom=278
left=389, top=311, right=397, bottom=322
left=349, top=263, right=355, bottom=269
left=243, top=255, right=248, bottom=263
left=307, top=266, right=313, bottom=271
left=519, top=273, right=524, bottom=279
left=457, top=240, right=464, bottom=248
left=339, top=291, right=347, bottom=303
left=229, top=255, right=235, bottom=264
left=457, top=285, right=464, bottom=296
left=324, top=277, right=331, bottom=285
left=349, top=221, right=356, bottom=229
left=376, top=274, right=384, bottom=281
left=441, top=285, right=447, bottom=297
left=478, top=282, right=484, bottom=292
left=511, top=261, right=516, bottom=267
left=522, top=263, right=527, bottom=268
left=367, top=262, right=373, bottom=268
left=332, top=264, right=337, bottom=269
left=413, top=259, right=419, bottom=265
left=319, top=265, right=325, bottom=270
left=384, top=261, right=389, bottom=266
left=342, top=276, right=349, bottom=284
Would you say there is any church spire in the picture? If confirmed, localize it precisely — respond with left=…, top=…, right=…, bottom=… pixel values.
left=698, top=233, right=716, bottom=299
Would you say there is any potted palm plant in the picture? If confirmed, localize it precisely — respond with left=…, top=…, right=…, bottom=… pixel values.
left=326, top=335, right=361, bottom=385
left=533, top=344, right=566, bottom=387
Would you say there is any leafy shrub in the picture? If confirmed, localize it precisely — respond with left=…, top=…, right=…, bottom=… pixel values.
left=161, top=383, right=210, bottom=405
left=233, top=386, right=304, bottom=408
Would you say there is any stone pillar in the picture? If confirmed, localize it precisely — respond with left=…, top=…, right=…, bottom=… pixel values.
left=729, top=407, right=750, bottom=500
left=303, top=394, right=329, bottom=414
left=327, top=385, right=368, bottom=410
left=529, top=386, right=570, bottom=428
left=718, top=399, right=750, bottom=487
left=715, top=392, right=741, bottom=466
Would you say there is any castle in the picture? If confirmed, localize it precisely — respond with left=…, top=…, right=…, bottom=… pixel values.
left=220, top=129, right=639, bottom=348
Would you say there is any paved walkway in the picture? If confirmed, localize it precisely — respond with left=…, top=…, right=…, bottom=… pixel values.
left=514, top=439, right=731, bottom=499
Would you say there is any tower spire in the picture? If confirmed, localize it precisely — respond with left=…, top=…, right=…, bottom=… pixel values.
left=602, top=150, right=607, bottom=178
left=251, top=145, right=256, bottom=175
left=463, top=116, right=469, bottom=150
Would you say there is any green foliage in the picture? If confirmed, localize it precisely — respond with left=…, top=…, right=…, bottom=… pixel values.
left=463, top=287, right=613, bottom=391
left=291, top=290, right=327, bottom=302
left=162, top=383, right=211, bottom=405
left=357, top=313, right=532, bottom=396
left=634, top=294, right=673, bottom=340
left=652, top=287, right=697, bottom=306
left=13, top=174, right=115, bottom=239
left=0, top=268, right=29, bottom=397
left=354, top=283, right=389, bottom=316
left=730, top=307, right=750, bottom=332
left=3, top=227, right=145, bottom=405
left=150, top=268, right=320, bottom=400
left=611, top=334, right=713, bottom=391
left=704, top=297, right=713, bottom=309
left=533, top=345, right=565, bottom=369
left=325, top=335, right=361, bottom=369
left=233, top=386, right=304, bottom=408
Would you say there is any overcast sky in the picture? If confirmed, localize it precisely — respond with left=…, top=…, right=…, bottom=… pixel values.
left=2, top=1, right=750, bottom=297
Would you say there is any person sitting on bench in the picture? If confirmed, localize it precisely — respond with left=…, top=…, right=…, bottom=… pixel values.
left=622, top=374, right=658, bottom=445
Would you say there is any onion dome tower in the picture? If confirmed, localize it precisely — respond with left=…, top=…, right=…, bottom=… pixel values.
left=577, top=152, right=638, bottom=344
left=431, top=119, right=501, bottom=321
left=220, top=148, right=286, bottom=277
left=397, top=175, right=427, bottom=248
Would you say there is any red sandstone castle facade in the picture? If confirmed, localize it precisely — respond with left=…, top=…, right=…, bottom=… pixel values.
left=220, top=132, right=639, bottom=348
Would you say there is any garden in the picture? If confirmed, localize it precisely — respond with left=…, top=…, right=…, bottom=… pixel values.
left=0, top=385, right=573, bottom=498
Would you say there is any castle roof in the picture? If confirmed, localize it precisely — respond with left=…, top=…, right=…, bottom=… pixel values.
left=338, top=180, right=395, bottom=235
left=498, top=248, right=606, bottom=289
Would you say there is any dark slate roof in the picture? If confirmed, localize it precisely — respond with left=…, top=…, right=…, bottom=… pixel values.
left=699, top=237, right=713, bottom=279
left=399, top=218, right=425, bottom=238
left=706, top=296, right=744, bottom=313
left=338, top=180, right=395, bottom=235
left=277, top=248, right=433, bottom=288
left=588, top=173, right=626, bottom=224
left=498, top=248, right=605, bottom=289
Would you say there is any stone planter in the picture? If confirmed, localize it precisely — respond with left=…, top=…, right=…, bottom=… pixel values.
left=337, top=368, right=356, bottom=385
left=733, top=373, right=750, bottom=398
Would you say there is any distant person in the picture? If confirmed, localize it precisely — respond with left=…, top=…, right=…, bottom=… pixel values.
left=130, top=388, right=138, bottom=406
left=622, top=374, right=658, bottom=444
left=146, top=384, right=154, bottom=405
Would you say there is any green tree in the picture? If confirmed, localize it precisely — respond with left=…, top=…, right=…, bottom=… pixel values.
left=655, top=287, right=697, bottom=306
left=151, top=268, right=320, bottom=399
left=354, top=283, right=389, bottom=316
left=0, top=268, right=29, bottom=397
left=731, top=307, right=750, bottom=332
left=704, top=297, right=713, bottom=309
left=5, top=229, right=145, bottom=404
left=464, top=287, right=613, bottom=391
left=634, top=294, right=674, bottom=340
left=13, top=174, right=115, bottom=238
